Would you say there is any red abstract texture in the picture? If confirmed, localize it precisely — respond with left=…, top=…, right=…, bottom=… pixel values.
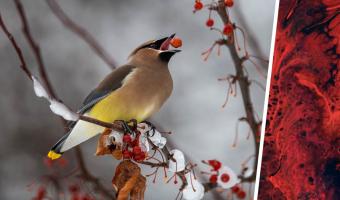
left=259, top=0, right=340, bottom=199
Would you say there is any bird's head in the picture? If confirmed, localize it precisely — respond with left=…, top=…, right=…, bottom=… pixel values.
left=128, top=34, right=181, bottom=65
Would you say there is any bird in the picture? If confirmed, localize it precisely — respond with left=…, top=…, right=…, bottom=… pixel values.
left=48, top=34, right=180, bottom=160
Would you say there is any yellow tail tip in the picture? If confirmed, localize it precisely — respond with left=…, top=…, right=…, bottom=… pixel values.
left=47, top=151, right=62, bottom=160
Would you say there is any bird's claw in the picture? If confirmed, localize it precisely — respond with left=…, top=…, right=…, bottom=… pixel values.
left=115, top=120, right=135, bottom=136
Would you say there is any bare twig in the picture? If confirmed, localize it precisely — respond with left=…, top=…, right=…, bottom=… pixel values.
left=0, top=14, right=32, bottom=80
left=215, top=0, right=259, bottom=182
left=13, top=0, right=68, bottom=128
left=1, top=8, right=116, bottom=199
left=233, top=4, right=267, bottom=68
left=46, top=0, right=116, bottom=69
left=14, top=0, right=57, bottom=99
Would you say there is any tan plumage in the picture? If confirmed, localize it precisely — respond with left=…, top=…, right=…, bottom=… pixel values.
left=48, top=34, right=180, bottom=159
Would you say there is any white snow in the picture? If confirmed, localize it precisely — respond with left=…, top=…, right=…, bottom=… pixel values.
left=148, top=130, right=167, bottom=148
left=32, top=75, right=79, bottom=121
left=182, top=172, right=204, bottom=200
left=168, top=149, right=185, bottom=172
left=243, top=168, right=254, bottom=178
left=107, top=131, right=123, bottom=146
left=139, top=132, right=150, bottom=152
left=32, top=76, right=50, bottom=99
left=49, top=100, right=79, bottom=121
left=217, top=166, right=239, bottom=189
left=137, top=123, right=167, bottom=149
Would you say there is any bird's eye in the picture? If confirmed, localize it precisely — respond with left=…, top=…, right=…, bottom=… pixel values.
left=148, top=43, right=157, bottom=49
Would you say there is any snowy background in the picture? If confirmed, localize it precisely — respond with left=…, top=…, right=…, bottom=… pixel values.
left=0, top=0, right=276, bottom=199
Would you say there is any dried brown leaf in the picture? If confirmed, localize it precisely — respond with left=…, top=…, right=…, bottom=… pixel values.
left=96, top=128, right=123, bottom=160
left=112, top=160, right=146, bottom=200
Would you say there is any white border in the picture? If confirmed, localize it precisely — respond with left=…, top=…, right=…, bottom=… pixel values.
left=253, top=0, right=281, bottom=199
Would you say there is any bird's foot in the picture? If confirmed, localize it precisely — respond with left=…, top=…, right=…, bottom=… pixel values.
left=127, top=119, right=138, bottom=131
left=115, top=120, right=135, bottom=136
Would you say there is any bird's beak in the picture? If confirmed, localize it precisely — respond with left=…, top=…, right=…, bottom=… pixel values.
left=158, top=33, right=181, bottom=62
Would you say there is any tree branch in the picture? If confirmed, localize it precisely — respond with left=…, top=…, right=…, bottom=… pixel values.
left=46, top=0, right=117, bottom=69
left=216, top=0, right=259, bottom=182
left=1, top=7, right=116, bottom=199
left=0, top=13, right=32, bottom=80
left=14, top=0, right=58, bottom=99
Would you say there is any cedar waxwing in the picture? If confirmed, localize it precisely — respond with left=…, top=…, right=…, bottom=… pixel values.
left=48, top=34, right=180, bottom=160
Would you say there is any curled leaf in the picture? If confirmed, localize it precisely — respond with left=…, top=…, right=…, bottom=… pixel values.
left=112, top=160, right=146, bottom=200
left=96, top=129, right=123, bottom=160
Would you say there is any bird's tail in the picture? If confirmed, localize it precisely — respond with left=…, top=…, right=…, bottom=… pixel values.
left=47, top=120, right=105, bottom=160
left=47, top=132, right=70, bottom=160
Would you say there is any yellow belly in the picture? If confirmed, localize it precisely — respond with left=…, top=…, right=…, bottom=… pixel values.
left=88, top=90, right=158, bottom=123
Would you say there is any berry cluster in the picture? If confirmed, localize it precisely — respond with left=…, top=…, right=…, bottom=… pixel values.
left=207, top=160, right=222, bottom=184
left=122, top=133, right=147, bottom=162
left=205, top=159, right=232, bottom=185
left=202, top=159, right=246, bottom=198
left=231, top=185, right=247, bottom=199
left=194, top=0, right=235, bottom=36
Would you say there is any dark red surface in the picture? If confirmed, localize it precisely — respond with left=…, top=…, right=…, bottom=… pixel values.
left=259, top=0, right=340, bottom=199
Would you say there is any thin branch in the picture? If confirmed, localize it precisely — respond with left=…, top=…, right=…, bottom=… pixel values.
left=0, top=9, right=116, bottom=199
left=233, top=4, right=267, bottom=69
left=13, top=0, right=68, bottom=129
left=0, top=13, right=32, bottom=80
left=14, top=0, right=57, bottom=99
left=216, top=0, right=259, bottom=182
left=46, top=0, right=116, bottom=69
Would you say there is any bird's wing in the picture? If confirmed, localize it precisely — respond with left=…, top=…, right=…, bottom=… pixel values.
left=78, top=65, right=136, bottom=114
left=48, top=65, right=137, bottom=158
left=66, top=64, right=135, bottom=129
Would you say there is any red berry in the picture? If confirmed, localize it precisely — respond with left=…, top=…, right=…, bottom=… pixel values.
left=170, top=37, right=182, bottom=48
left=237, top=190, right=246, bottom=199
left=209, top=174, right=218, bottom=183
left=208, top=160, right=222, bottom=171
left=206, top=18, right=214, bottom=27
left=36, top=186, right=46, bottom=199
left=69, top=184, right=79, bottom=193
left=123, top=150, right=132, bottom=159
left=220, top=173, right=230, bottom=183
left=225, top=0, right=234, bottom=7
left=223, top=24, right=234, bottom=35
left=134, top=154, right=141, bottom=161
left=123, top=134, right=132, bottom=143
left=194, top=1, right=203, bottom=10
left=133, top=146, right=142, bottom=154
left=231, top=185, right=240, bottom=193
left=71, top=194, right=80, bottom=200
left=139, top=152, right=146, bottom=160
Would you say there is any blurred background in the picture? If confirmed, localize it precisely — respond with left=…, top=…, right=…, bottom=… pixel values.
left=0, top=0, right=275, bottom=199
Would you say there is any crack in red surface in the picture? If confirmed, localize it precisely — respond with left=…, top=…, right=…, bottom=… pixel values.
left=259, top=0, right=340, bottom=199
